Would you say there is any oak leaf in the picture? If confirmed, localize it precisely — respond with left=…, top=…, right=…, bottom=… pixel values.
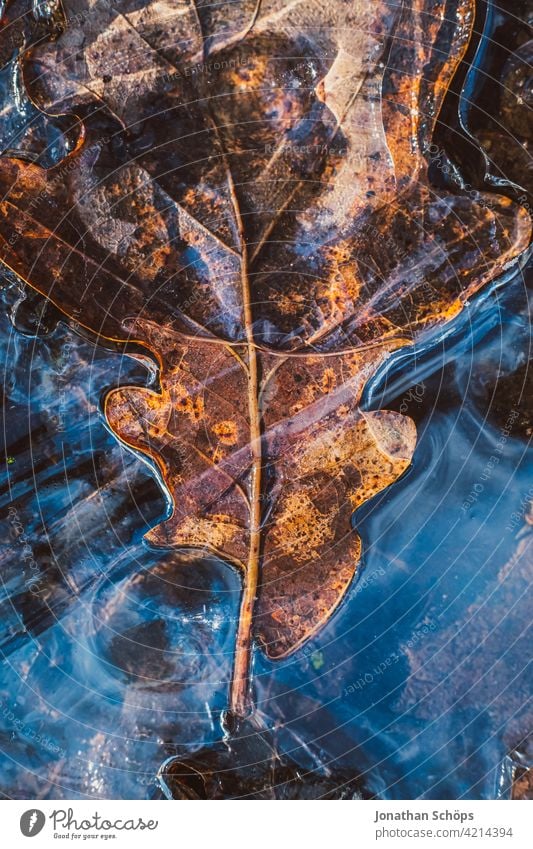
left=0, top=0, right=530, bottom=715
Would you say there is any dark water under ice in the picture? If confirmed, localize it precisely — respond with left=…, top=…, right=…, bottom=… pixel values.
left=0, top=261, right=530, bottom=799
left=0, top=0, right=531, bottom=799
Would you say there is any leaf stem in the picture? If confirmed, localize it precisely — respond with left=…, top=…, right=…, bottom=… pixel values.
left=226, top=169, right=262, bottom=718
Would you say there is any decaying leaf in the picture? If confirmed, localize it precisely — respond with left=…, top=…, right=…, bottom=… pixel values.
left=104, top=318, right=415, bottom=670
left=158, top=716, right=367, bottom=798
left=0, top=0, right=530, bottom=716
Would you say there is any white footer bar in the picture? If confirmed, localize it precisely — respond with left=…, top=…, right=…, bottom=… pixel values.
left=4, top=799, right=531, bottom=848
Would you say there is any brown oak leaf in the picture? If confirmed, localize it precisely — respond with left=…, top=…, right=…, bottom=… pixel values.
left=0, top=0, right=530, bottom=715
